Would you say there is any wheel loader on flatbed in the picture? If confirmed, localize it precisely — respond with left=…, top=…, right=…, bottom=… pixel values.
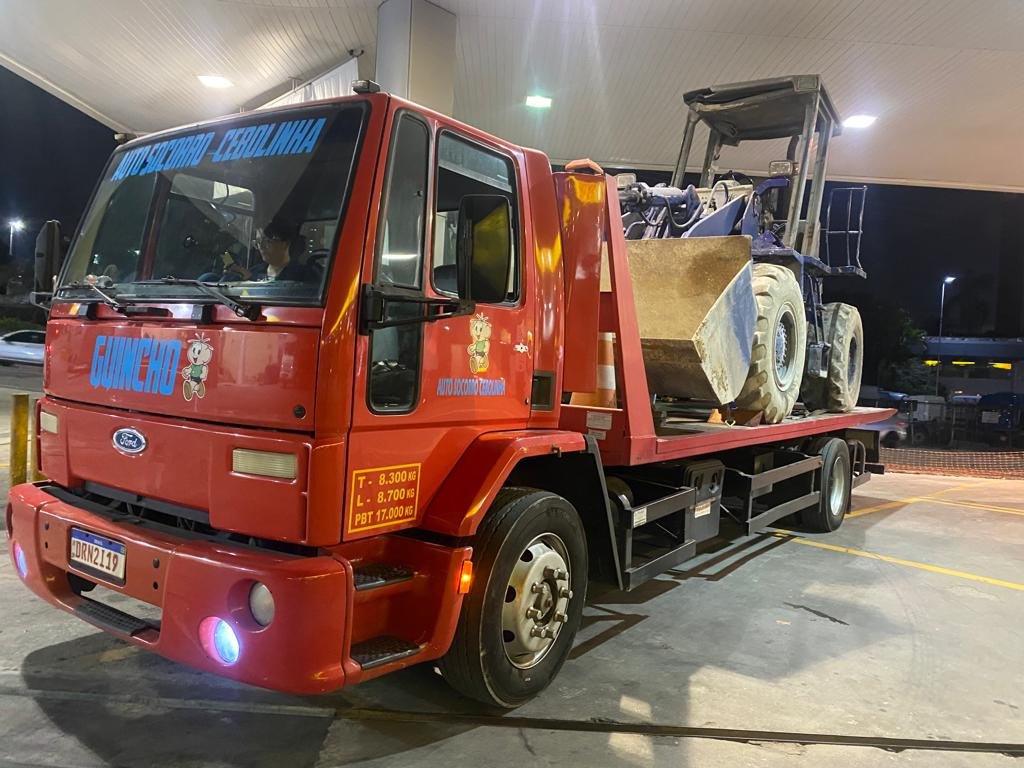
left=616, top=75, right=868, bottom=423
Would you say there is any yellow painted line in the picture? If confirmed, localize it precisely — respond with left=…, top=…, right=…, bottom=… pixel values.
left=927, top=498, right=1024, bottom=518
left=847, top=482, right=980, bottom=519
left=773, top=533, right=1024, bottom=592
left=847, top=498, right=919, bottom=518
left=928, top=482, right=984, bottom=497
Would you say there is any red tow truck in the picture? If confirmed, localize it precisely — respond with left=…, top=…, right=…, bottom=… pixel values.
left=8, top=82, right=889, bottom=707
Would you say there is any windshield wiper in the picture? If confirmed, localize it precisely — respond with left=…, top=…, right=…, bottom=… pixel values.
left=61, top=281, right=128, bottom=314
left=59, top=281, right=171, bottom=317
left=136, top=278, right=262, bottom=320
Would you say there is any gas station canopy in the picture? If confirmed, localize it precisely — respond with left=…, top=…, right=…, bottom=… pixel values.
left=3, top=0, right=1024, bottom=190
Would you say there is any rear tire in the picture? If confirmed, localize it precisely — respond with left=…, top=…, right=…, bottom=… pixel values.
left=735, top=264, right=807, bottom=424
left=801, top=437, right=852, bottom=532
left=802, top=302, right=864, bottom=412
left=439, top=487, right=588, bottom=708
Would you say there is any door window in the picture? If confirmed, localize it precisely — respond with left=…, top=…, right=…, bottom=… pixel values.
left=368, top=113, right=430, bottom=412
left=431, top=133, right=519, bottom=301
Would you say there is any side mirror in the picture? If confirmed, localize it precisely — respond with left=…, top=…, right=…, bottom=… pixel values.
left=456, top=195, right=512, bottom=304
left=33, top=220, right=63, bottom=294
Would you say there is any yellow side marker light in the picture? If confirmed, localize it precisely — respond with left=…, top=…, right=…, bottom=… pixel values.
left=458, top=560, right=474, bottom=594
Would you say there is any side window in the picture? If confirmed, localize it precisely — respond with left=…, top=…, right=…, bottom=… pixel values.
left=368, top=113, right=430, bottom=412
left=431, top=133, right=518, bottom=301
left=377, top=117, right=429, bottom=289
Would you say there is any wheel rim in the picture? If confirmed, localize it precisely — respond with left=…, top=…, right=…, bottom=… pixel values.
left=847, top=336, right=859, bottom=386
left=501, top=533, right=572, bottom=670
left=773, top=307, right=798, bottom=389
left=828, top=455, right=848, bottom=517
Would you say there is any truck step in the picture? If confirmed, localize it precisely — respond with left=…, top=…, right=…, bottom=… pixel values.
left=622, top=538, right=697, bottom=591
left=352, top=563, right=414, bottom=591
left=74, top=597, right=157, bottom=637
left=351, top=635, right=421, bottom=669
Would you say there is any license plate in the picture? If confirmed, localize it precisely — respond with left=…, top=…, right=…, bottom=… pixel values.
left=70, top=528, right=127, bottom=582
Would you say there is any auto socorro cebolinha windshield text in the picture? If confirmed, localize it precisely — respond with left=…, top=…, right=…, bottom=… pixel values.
left=110, top=116, right=327, bottom=182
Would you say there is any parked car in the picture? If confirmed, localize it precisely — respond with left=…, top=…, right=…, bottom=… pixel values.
left=860, top=412, right=908, bottom=447
left=0, top=329, right=45, bottom=365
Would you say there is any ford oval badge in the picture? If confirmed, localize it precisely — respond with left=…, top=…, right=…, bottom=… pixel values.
left=112, top=427, right=147, bottom=455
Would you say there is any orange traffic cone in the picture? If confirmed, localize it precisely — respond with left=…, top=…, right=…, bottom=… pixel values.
left=571, top=332, right=617, bottom=408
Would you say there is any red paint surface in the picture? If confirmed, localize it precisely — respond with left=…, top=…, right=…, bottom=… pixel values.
left=45, top=317, right=320, bottom=432
left=8, top=481, right=470, bottom=694
left=555, top=171, right=606, bottom=394
left=343, top=98, right=539, bottom=541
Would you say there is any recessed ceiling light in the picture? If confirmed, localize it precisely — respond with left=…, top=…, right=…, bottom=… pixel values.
left=197, top=75, right=233, bottom=89
left=525, top=94, right=552, bottom=109
left=842, top=114, right=876, bottom=129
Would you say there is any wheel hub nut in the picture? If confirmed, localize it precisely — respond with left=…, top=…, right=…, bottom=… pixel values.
left=501, top=534, right=574, bottom=670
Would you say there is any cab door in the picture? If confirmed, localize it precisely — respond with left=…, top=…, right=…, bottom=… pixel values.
left=344, top=108, right=535, bottom=540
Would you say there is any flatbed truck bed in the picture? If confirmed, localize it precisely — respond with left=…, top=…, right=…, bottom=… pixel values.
left=562, top=404, right=893, bottom=462
left=546, top=174, right=892, bottom=592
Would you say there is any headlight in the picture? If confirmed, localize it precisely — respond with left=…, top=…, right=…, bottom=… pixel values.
left=13, top=541, right=28, bottom=578
left=199, top=617, right=240, bottom=665
left=39, top=411, right=58, bottom=434
left=232, top=449, right=297, bottom=479
left=249, top=582, right=275, bottom=627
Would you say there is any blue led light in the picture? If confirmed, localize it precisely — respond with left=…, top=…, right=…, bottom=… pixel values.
left=213, top=620, right=240, bottom=665
left=13, top=542, right=28, bottom=579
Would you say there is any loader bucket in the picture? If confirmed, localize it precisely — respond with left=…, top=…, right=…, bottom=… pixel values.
left=604, top=236, right=756, bottom=404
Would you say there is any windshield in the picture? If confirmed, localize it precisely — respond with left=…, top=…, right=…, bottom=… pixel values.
left=59, top=102, right=367, bottom=306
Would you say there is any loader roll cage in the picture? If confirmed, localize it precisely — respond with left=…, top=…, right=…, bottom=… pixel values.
left=670, top=75, right=864, bottom=278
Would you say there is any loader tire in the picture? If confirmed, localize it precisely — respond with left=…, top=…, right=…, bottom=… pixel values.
left=735, top=264, right=807, bottom=424
left=802, top=302, right=864, bottom=413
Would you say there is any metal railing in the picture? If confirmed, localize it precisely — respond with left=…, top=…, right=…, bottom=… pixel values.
left=823, top=185, right=867, bottom=274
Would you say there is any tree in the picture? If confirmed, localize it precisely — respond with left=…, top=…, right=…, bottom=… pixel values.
left=878, top=358, right=933, bottom=394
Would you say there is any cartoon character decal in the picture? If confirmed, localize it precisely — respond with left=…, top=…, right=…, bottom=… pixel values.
left=182, top=333, right=214, bottom=401
left=468, top=313, right=492, bottom=374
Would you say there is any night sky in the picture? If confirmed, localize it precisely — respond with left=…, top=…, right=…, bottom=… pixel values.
left=0, top=66, right=115, bottom=262
left=1, top=66, right=1021, bottom=339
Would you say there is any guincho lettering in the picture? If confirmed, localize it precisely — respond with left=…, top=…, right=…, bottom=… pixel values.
left=89, top=336, right=182, bottom=396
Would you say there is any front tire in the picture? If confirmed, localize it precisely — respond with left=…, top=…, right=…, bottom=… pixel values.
left=439, top=488, right=588, bottom=707
left=735, top=264, right=807, bottom=423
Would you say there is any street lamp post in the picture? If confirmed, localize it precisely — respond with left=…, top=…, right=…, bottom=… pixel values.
left=8, top=219, right=25, bottom=257
left=935, top=275, right=956, bottom=395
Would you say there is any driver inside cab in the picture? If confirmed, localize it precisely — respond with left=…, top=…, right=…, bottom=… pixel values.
left=209, top=220, right=318, bottom=283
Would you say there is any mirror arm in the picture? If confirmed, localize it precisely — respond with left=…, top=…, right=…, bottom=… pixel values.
left=359, top=284, right=475, bottom=333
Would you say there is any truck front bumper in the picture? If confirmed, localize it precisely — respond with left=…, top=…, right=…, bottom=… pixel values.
left=7, top=483, right=351, bottom=694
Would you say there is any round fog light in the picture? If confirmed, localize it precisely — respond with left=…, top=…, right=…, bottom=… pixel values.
left=13, top=541, right=28, bottom=579
left=199, top=617, right=240, bottom=665
left=249, top=582, right=275, bottom=627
